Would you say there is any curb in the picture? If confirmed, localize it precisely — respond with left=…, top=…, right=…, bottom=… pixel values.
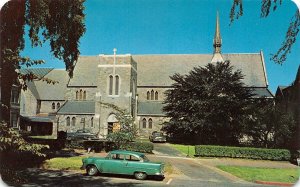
left=255, top=180, right=295, bottom=186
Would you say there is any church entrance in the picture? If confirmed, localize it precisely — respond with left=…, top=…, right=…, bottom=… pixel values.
left=107, top=114, right=119, bottom=134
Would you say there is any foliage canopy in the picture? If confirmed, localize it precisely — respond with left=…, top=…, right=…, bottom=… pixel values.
left=163, top=61, right=253, bottom=145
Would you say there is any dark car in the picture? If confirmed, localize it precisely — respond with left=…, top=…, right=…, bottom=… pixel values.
left=67, top=129, right=98, bottom=140
left=149, top=131, right=167, bottom=143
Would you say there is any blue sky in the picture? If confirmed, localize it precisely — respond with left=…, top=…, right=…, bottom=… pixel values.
left=21, top=0, right=300, bottom=93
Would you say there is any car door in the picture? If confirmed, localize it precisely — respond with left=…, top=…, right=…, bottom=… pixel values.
left=125, top=154, right=143, bottom=174
left=103, top=153, right=128, bottom=174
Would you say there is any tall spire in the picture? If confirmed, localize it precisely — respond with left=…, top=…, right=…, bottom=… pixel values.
left=211, top=11, right=224, bottom=63
left=214, top=11, right=222, bottom=53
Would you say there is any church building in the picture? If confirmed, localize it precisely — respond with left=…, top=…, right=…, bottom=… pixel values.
left=17, top=14, right=273, bottom=137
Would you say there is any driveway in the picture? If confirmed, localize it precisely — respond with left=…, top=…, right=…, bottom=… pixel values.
left=151, top=143, right=277, bottom=187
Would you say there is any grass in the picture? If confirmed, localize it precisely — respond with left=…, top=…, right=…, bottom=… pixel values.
left=169, top=144, right=195, bottom=157
left=43, top=156, right=86, bottom=170
left=217, top=165, right=299, bottom=183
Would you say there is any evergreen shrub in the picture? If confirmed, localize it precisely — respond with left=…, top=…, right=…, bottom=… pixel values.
left=121, top=142, right=153, bottom=153
left=195, top=145, right=291, bottom=160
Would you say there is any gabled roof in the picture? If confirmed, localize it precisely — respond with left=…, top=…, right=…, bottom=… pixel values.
left=68, top=56, right=99, bottom=87
left=57, top=100, right=95, bottom=114
left=251, top=88, right=273, bottom=98
left=137, top=101, right=165, bottom=116
left=20, top=68, right=54, bottom=79
left=133, top=53, right=268, bottom=87
left=25, top=69, right=69, bottom=100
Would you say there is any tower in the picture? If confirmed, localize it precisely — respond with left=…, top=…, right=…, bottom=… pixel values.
left=211, top=11, right=224, bottom=63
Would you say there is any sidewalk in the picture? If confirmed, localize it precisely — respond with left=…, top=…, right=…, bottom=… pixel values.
left=195, top=157, right=298, bottom=169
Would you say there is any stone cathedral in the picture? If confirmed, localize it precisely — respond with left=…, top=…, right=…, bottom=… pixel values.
left=16, top=14, right=273, bottom=137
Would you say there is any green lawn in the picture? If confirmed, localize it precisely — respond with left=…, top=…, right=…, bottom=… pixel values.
left=169, top=144, right=195, bottom=157
left=217, top=165, right=299, bottom=183
left=28, top=135, right=57, bottom=139
left=43, top=157, right=86, bottom=170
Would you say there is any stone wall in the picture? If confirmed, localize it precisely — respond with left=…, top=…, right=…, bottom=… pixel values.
left=57, top=114, right=99, bottom=135
left=137, top=116, right=169, bottom=137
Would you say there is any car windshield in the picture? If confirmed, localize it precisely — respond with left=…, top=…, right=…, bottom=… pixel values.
left=140, top=155, right=149, bottom=162
left=77, top=129, right=90, bottom=133
left=154, top=132, right=163, bottom=136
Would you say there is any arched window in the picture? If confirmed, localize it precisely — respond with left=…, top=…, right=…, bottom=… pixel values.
left=148, top=118, right=152, bottom=129
left=52, top=102, right=55, bottom=110
left=109, top=75, right=113, bottom=95
left=147, top=91, right=150, bottom=100
left=115, top=75, right=119, bottom=95
left=142, top=118, right=146, bottom=128
left=91, top=117, right=94, bottom=127
left=83, top=91, right=86, bottom=100
left=57, top=102, right=60, bottom=109
left=151, top=90, right=154, bottom=100
left=66, top=117, right=70, bottom=126
left=155, top=91, right=158, bottom=100
left=76, top=91, right=79, bottom=100
left=72, top=117, right=76, bottom=126
left=79, top=89, right=83, bottom=100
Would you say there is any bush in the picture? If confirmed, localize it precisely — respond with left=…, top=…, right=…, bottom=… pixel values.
left=195, top=145, right=291, bottom=161
left=120, top=142, right=153, bottom=153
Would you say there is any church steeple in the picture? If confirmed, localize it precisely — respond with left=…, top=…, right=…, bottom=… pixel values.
left=211, top=11, right=224, bottom=63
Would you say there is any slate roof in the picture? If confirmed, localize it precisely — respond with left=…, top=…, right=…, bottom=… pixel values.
left=68, top=56, right=99, bottom=87
left=25, top=69, right=69, bottom=100
left=21, top=115, right=55, bottom=123
left=251, top=88, right=273, bottom=98
left=132, top=53, right=267, bottom=87
left=137, top=101, right=165, bottom=116
left=57, top=100, right=95, bottom=114
left=20, top=68, right=54, bottom=79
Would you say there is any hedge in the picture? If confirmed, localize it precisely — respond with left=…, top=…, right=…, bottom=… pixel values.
left=195, top=145, right=291, bottom=161
left=120, top=142, right=153, bottom=153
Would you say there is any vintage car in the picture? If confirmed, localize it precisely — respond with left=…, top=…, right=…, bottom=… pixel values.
left=67, top=129, right=98, bottom=141
left=81, top=150, right=164, bottom=180
left=149, top=131, right=167, bottom=143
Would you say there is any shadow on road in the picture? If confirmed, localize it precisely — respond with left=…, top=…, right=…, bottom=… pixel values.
left=17, top=169, right=144, bottom=187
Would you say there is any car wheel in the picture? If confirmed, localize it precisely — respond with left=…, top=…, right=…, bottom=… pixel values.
left=134, top=172, right=147, bottom=180
left=87, top=165, right=98, bottom=176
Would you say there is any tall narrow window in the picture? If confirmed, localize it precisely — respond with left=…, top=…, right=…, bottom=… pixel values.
left=79, top=89, right=83, bottom=100
left=109, top=75, right=113, bottom=95
left=115, top=75, right=119, bottom=95
left=155, top=91, right=158, bottom=100
left=57, top=102, right=60, bottom=109
left=142, top=118, right=146, bottom=128
left=147, top=91, right=150, bottom=100
left=72, top=117, right=76, bottom=126
left=52, top=102, right=55, bottom=110
left=76, top=91, right=79, bottom=100
left=83, top=91, right=86, bottom=100
left=66, top=117, right=70, bottom=126
left=151, top=90, right=154, bottom=100
left=91, top=117, right=94, bottom=128
left=11, top=113, right=18, bottom=128
left=148, top=118, right=152, bottom=129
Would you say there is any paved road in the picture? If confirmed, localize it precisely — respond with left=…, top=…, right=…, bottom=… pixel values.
left=8, top=144, right=278, bottom=187
left=151, top=143, right=276, bottom=187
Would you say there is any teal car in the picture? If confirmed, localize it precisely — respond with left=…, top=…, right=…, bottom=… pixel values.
left=81, top=150, right=164, bottom=180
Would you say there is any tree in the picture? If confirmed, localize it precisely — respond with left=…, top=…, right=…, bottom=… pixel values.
left=162, top=61, right=253, bottom=145
left=243, top=100, right=296, bottom=149
left=0, top=121, right=49, bottom=184
left=230, top=0, right=300, bottom=64
left=101, top=103, right=137, bottom=149
left=0, top=0, right=86, bottom=122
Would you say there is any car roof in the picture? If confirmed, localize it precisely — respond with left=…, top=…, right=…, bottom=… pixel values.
left=110, top=150, right=145, bottom=157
